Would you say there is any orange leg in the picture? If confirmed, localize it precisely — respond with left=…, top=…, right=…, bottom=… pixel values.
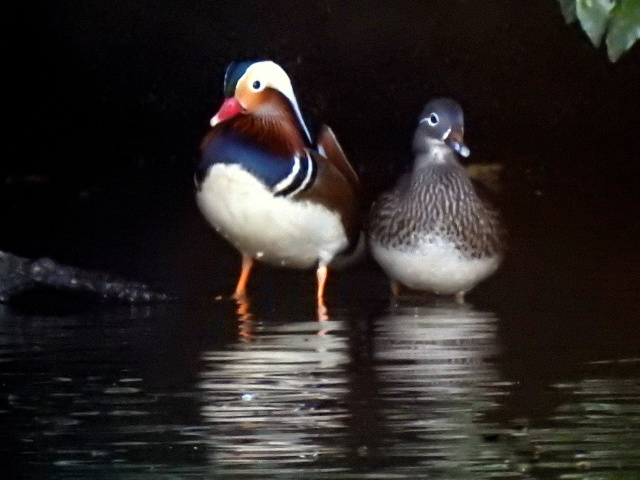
left=233, top=254, right=254, bottom=299
left=316, top=265, right=328, bottom=303
left=316, top=265, right=329, bottom=321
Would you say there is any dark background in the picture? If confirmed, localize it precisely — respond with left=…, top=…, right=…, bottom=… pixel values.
left=13, top=0, right=640, bottom=181
left=4, top=0, right=640, bottom=291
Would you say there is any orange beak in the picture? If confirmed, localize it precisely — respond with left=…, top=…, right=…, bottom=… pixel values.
left=210, top=97, right=244, bottom=127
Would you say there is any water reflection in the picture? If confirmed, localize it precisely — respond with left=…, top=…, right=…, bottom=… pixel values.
left=199, top=313, right=350, bottom=478
left=232, top=295, right=255, bottom=340
left=3, top=295, right=639, bottom=479
left=198, top=299, right=515, bottom=478
left=373, top=301, right=514, bottom=477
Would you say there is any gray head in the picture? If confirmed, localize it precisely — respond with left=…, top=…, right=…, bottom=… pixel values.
left=412, top=98, right=470, bottom=158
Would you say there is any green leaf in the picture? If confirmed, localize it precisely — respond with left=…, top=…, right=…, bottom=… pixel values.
left=606, top=0, right=640, bottom=61
left=576, top=0, right=617, bottom=46
left=558, top=0, right=639, bottom=60
left=558, top=0, right=578, bottom=22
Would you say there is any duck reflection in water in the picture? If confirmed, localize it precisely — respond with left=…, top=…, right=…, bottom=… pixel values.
left=234, top=294, right=254, bottom=340
left=199, top=309, right=351, bottom=473
left=231, top=290, right=333, bottom=340
left=374, top=299, right=504, bottom=467
left=198, top=299, right=509, bottom=477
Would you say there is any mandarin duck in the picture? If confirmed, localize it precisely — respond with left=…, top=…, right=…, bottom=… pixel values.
left=195, top=60, right=362, bottom=308
left=368, top=98, right=506, bottom=302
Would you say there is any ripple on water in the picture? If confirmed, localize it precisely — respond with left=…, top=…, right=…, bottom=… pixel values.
left=2, top=297, right=640, bottom=479
left=199, top=317, right=352, bottom=477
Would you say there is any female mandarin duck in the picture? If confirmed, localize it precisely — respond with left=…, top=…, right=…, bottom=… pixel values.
left=195, top=60, right=362, bottom=308
left=368, top=98, right=506, bottom=302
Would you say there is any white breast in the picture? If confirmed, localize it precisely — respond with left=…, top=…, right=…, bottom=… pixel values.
left=197, top=163, right=348, bottom=269
left=370, top=237, right=502, bottom=295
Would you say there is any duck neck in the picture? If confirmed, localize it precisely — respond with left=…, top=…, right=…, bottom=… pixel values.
left=413, top=138, right=458, bottom=170
left=230, top=109, right=308, bottom=157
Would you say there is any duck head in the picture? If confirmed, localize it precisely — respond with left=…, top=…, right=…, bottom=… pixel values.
left=413, top=98, right=470, bottom=158
left=210, top=60, right=314, bottom=148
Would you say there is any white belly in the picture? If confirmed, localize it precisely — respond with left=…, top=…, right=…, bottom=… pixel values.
left=370, top=237, right=501, bottom=294
left=197, top=164, right=348, bottom=269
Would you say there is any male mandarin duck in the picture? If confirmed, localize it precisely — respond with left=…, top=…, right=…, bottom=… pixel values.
left=195, top=60, right=362, bottom=308
left=368, top=98, right=506, bottom=302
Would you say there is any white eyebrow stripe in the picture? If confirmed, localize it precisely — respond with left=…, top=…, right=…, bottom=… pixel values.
left=243, top=61, right=314, bottom=145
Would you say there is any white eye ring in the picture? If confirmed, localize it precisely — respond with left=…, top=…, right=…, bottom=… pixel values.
left=250, top=79, right=265, bottom=92
left=427, top=112, right=439, bottom=126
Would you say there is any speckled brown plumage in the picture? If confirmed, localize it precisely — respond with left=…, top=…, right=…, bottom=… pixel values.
left=368, top=97, right=506, bottom=297
left=369, top=159, right=505, bottom=259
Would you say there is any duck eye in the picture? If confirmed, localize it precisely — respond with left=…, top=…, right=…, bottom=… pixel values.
left=251, top=80, right=262, bottom=91
left=427, top=113, right=439, bottom=126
